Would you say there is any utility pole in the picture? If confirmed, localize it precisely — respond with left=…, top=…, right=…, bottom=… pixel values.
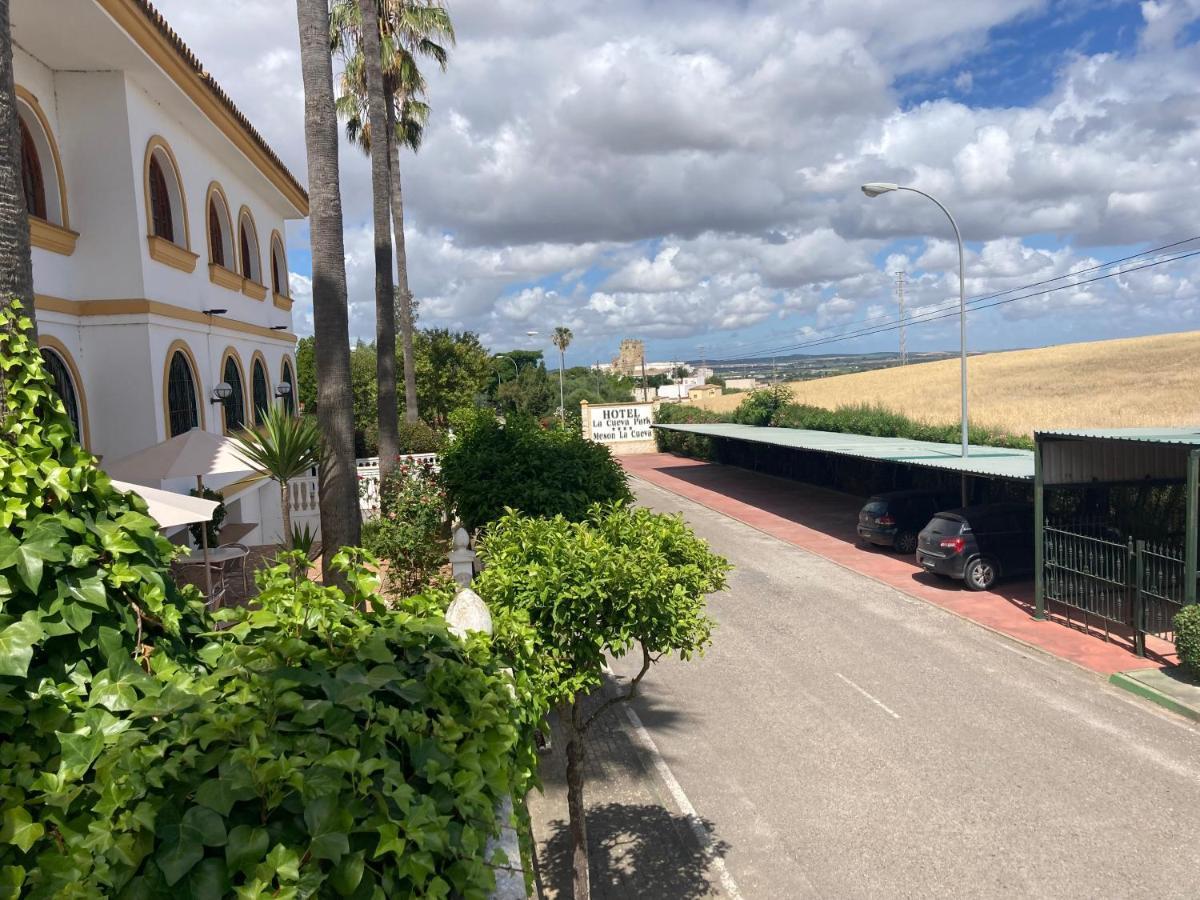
left=895, top=270, right=908, bottom=365
left=641, top=351, right=648, bottom=403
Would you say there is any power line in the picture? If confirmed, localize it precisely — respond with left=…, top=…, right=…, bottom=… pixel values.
left=708, top=236, right=1200, bottom=363
left=727, top=247, right=1200, bottom=358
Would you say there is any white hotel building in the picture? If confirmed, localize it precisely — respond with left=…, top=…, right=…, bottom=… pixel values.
left=12, top=0, right=309, bottom=544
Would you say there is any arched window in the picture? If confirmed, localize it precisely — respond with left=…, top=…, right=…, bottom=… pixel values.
left=281, top=358, right=296, bottom=416
left=222, top=354, right=246, bottom=433
left=41, top=348, right=81, bottom=439
left=238, top=208, right=262, bottom=284
left=209, top=204, right=225, bottom=267
left=20, top=118, right=46, bottom=220
left=206, top=183, right=234, bottom=269
left=270, top=232, right=288, bottom=297
left=166, top=349, right=200, bottom=437
left=251, top=357, right=270, bottom=426
left=148, top=157, right=174, bottom=242
left=143, top=138, right=189, bottom=250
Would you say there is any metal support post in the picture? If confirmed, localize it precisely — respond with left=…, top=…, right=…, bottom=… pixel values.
left=1187, top=449, right=1199, bottom=606
left=1033, top=439, right=1045, bottom=621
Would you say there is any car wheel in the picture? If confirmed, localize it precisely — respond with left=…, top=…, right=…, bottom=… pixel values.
left=893, top=530, right=918, bottom=555
left=964, top=557, right=998, bottom=591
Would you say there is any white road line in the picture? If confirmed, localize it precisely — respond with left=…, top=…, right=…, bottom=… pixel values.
left=835, top=672, right=901, bottom=719
left=623, top=704, right=747, bottom=900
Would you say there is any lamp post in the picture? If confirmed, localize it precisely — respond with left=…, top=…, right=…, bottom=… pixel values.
left=862, top=182, right=969, bottom=503
left=495, top=354, right=519, bottom=391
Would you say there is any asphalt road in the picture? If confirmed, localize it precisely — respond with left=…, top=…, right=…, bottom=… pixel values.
left=605, top=477, right=1200, bottom=899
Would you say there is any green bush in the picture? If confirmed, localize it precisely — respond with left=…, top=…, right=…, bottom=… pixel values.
left=1175, top=604, right=1200, bottom=679
left=440, top=412, right=630, bottom=529
left=0, top=302, right=535, bottom=897
left=362, top=459, right=450, bottom=597
left=732, top=385, right=792, bottom=426
left=653, top=402, right=728, bottom=458
left=398, top=419, right=446, bottom=455
left=770, top=402, right=1033, bottom=449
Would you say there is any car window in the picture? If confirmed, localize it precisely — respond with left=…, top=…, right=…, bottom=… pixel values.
left=926, top=516, right=962, bottom=536
left=863, top=500, right=887, bottom=514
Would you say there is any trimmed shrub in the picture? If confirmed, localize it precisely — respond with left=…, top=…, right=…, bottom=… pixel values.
left=440, top=412, right=630, bottom=529
left=398, top=419, right=446, bottom=454
left=1175, top=604, right=1200, bottom=679
left=770, top=402, right=1033, bottom=449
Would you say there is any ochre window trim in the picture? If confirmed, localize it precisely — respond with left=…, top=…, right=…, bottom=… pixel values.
left=219, top=347, right=248, bottom=434
left=143, top=135, right=194, bottom=271
left=16, top=85, right=78, bottom=255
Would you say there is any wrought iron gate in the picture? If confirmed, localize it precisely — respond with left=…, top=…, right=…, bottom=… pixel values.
left=1043, top=525, right=1190, bottom=655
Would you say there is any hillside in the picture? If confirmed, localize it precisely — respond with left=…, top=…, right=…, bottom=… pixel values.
left=704, top=330, right=1200, bottom=436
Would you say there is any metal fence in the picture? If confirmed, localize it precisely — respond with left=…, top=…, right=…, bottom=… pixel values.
left=1043, top=524, right=1190, bottom=654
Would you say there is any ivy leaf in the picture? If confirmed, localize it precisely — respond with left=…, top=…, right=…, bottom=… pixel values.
left=225, top=825, right=269, bottom=875
left=372, top=824, right=407, bottom=861
left=65, top=573, right=108, bottom=610
left=0, top=807, right=44, bottom=853
left=330, top=850, right=365, bottom=896
left=156, top=835, right=204, bottom=886
left=91, top=668, right=142, bottom=712
left=182, top=806, right=228, bottom=847
left=0, top=614, right=43, bottom=677
left=304, top=796, right=349, bottom=862
left=0, top=520, right=66, bottom=591
left=56, top=728, right=104, bottom=779
left=0, top=866, right=25, bottom=895
left=195, top=778, right=237, bottom=816
left=186, top=857, right=229, bottom=899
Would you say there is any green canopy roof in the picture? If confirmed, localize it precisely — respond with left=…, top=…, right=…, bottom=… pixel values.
left=653, top=423, right=1034, bottom=481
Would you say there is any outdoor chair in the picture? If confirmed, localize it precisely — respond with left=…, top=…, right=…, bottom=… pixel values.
left=219, top=541, right=252, bottom=592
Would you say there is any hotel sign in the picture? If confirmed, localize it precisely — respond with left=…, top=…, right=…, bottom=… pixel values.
left=588, top=403, right=654, bottom=443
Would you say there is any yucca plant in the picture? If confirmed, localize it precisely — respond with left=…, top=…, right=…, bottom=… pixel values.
left=233, top=408, right=324, bottom=548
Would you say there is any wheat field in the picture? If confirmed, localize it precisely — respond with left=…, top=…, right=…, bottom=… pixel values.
left=705, top=330, right=1200, bottom=436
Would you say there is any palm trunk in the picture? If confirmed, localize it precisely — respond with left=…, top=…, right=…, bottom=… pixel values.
left=559, top=347, right=566, bottom=424
left=385, top=94, right=419, bottom=423
left=357, top=0, right=399, bottom=481
left=280, top=479, right=292, bottom=549
left=561, top=698, right=590, bottom=900
left=295, top=0, right=360, bottom=581
left=0, top=0, right=35, bottom=321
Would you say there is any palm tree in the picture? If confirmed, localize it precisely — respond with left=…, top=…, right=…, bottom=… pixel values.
left=332, top=0, right=454, bottom=427
left=294, top=0, right=362, bottom=579
left=232, top=408, right=323, bottom=549
left=553, top=326, right=573, bottom=425
left=0, top=0, right=34, bottom=321
left=343, top=0, right=400, bottom=482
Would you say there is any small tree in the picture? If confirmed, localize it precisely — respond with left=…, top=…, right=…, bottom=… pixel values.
left=232, top=407, right=323, bottom=547
left=552, top=325, right=573, bottom=424
left=476, top=503, right=730, bottom=900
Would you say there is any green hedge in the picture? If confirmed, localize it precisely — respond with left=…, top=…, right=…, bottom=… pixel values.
left=653, top=402, right=726, bottom=458
left=770, top=402, right=1033, bottom=450
left=1176, top=604, right=1200, bottom=679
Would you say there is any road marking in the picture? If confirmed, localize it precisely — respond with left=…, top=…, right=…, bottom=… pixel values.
left=623, top=704, right=747, bottom=900
left=835, top=672, right=901, bottom=719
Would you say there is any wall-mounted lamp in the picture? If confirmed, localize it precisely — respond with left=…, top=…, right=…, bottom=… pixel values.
left=210, top=381, right=233, bottom=404
left=274, top=381, right=292, bottom=398
left=269, top=325, right=288, bottom=331
left=202, top=308, right=228, bottom=317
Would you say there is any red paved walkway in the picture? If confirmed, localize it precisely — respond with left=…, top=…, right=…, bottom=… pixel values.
left=625, top=453, right=1176, bottom=677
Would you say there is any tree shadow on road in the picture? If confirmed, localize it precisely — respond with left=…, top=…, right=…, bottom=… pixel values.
left=539, top=803, right=731, bottom=900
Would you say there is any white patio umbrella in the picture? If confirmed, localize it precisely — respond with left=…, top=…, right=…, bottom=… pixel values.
left=110, top=479, right=221, bottom=529
left=104, top=428, right=253, bottom=597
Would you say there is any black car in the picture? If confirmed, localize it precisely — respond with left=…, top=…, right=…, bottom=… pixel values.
left=857, top=490, right=953, bottom=554
left=916, top=502, right=1034, bottom=591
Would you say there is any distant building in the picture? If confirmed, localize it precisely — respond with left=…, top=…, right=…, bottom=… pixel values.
left=688, top=384, right=721, bottom=401
left=724, top=377, right=759, bottom=391
left=612, top=338, right=644, bottom=376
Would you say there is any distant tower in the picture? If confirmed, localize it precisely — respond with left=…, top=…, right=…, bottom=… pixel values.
left=895, top=271, right=908, bottom=365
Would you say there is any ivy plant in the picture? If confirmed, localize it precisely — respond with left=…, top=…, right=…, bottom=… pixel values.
left=0, top=301, right=537, bottom=898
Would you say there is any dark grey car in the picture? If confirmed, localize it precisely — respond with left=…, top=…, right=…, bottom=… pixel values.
left=857, top=489, right=952, bottom=555
left=916, top=502, right=1034, bottom=591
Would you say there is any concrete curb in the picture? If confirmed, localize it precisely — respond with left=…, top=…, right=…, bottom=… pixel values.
left=1108, top=672, right=1200, bottom=723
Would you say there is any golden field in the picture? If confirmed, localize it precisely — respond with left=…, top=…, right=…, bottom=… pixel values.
left=704, top=330, right=1200, bottom=436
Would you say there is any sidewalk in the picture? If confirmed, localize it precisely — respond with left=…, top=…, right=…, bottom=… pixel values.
left=623, top=453, right=1179, bottom=680
left=528, top=691, right=733, bottom=899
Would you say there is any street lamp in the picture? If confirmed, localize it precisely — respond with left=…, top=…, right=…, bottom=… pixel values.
left=861, top=182, right=969, bottom=485
left=495, top=354, right=519, bottom=390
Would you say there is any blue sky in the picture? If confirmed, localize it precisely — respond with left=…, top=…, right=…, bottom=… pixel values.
left=158, top=0, right=1200, bottom=366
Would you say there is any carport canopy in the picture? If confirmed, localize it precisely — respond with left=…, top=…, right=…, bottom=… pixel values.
left=653, top=423, right=1034, bottom=481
